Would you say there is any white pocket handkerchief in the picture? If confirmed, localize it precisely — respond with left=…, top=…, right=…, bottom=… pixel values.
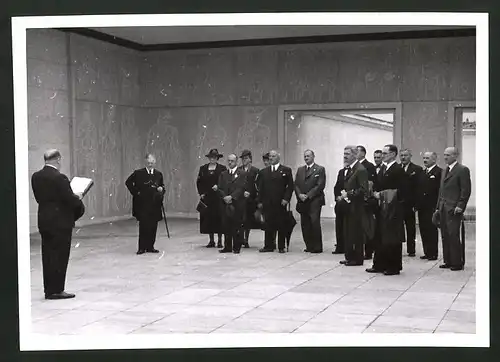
left=430, top=175, right=435, bottom=179
left=314, top=174, right=319, bottom=177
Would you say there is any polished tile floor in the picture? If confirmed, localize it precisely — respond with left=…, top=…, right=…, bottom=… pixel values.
left=29, top=218, right=476, bottom=335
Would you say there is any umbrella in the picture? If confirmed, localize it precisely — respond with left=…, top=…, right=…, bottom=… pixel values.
left=283, top=204, right=297, bottom=251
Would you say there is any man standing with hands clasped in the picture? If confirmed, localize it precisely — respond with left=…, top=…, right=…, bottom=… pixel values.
left=337, top=146, right=369, bottom=266
left=257, top=150, right=294, bottom=253
left=433, top=147, right=471, bottom=271
left=31, top=149, right=86, bottom=300
left=126, top=154, right=165, bottom=255
left=294, top=149, right=326, bottom=253
left=215, top=154, right=248, bottom=254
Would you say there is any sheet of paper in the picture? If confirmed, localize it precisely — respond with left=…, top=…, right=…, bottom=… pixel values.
left=70, top=177, right=93, bottom=195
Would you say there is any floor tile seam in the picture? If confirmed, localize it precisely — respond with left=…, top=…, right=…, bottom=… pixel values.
left=362, top=264, right=433, bottom=332
left=432, top=274, right=473, bottom=333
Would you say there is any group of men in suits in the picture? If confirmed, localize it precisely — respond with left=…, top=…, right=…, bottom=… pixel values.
left=332, top=145, right=471, bottom=275
left=31, top=142, right=472, bottom=300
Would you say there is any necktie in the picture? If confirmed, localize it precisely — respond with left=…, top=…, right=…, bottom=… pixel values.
left=444, top=166, right=450, bottom=177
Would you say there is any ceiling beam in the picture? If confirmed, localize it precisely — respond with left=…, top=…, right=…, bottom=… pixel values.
left=58, top=27, right=475, bottom=52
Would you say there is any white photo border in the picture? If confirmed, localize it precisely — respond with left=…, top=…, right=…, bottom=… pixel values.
left=12, top=12, right=489, bottom=351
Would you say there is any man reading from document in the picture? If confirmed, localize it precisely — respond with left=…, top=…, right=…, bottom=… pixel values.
left=126, top=154, right=165, bottom=255
left=31, top=149, right=85, bottom=300
left=294, top=149, right=326, bottom=253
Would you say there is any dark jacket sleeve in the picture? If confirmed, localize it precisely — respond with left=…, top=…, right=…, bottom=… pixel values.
left=283, top=167, right=294, bottom=202
left=334, top=170, right=343, bottom=197
left=125, top=171, right=138, bottom=196
left=457, top=166, right=472, bottom=210
left=294, top=168, right=302, bottom=199
left=196, top=166, right=204, bottom=195
left=306, top=166, right=326, bottom=199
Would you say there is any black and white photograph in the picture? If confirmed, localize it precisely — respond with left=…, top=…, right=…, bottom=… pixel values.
left=11, top=12, right=489, bottom=350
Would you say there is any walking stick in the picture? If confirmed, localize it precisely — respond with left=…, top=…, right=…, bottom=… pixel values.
left=461, top=218, right=466, bottom=268
left=161, top=203, right=170, bottom=238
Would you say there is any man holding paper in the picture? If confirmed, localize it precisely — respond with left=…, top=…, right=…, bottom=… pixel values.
left=126, top=154, right=165, bottom=255
left=31, top=149, right=85, bottom=300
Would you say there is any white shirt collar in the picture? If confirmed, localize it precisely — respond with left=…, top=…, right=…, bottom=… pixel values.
left=272, top=163, right=280, bottom=171
left=229, top=166, right=238, bottom=174
left=426, top=164, right=437, bottom=172
left=45, top=164, right=58, bottom=170
left=384, top=160, right=397, bottom=170
left=306, top=162, right=315, bottom=169
left=349, top=160, right=358, bottom=169
left=359, top=158, right=366, bottom=164
left=448, top=161, right=458, bottom=170
left=146, top=168, right=154, bottom=174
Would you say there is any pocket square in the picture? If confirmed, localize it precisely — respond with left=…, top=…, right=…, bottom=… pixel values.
left=314, top=174, right=319, bottom=177
left=430, top=175, right=436, bottom=179
left=411, top=172, right=416, bottom=176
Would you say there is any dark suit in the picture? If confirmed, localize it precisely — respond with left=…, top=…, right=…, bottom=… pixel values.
left=31, top=166, right=85, bottom=296
left=338, top=162, right=369, bottom=264
left=239, top=165, right=260, bottom=243
left=217, top=168, right=247, bottom=252
left=333, top=168, right=346, bottom=253
left=372, top=162, right=405, bottom=273
left=294, top=163, right=326, bottom=252
left=256, top=168, right=276, bottom=248
left=416, top=165, right=442, bottom=259
left=125, top=168, right=165, bottom=251
left=361, top=159, right=377, bottom=184
left=401, top=162, right=423, bottom=254
left=436, top=163, right=471, bottom=268
left=257, top=164, right=294, bottom=251
left=361, top=159, right=377, bottom=257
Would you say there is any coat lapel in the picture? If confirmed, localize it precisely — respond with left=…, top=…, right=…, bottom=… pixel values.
left=444, top=164, right=459, bottom=182
left=305, top=165, right=318, bottom=179
left=344, top=163, right=358, bottom=182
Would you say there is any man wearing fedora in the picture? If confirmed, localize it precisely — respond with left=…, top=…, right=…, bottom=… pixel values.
left=238, top=149, right=260, bottom=248
left=196, top=149, right=227, bottom=248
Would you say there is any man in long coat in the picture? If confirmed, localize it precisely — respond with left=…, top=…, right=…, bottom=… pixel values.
left=126, top=154, right=165, bottom=255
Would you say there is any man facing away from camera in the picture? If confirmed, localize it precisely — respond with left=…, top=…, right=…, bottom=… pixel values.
left=126, top=154, right=165, bottom=255
left=31, top=149, right=85, bottom=300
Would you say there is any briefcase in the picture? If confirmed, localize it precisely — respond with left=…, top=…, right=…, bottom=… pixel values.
left=196, top=200, right=208, bottom=213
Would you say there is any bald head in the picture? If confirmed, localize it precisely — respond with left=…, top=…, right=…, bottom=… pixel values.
left=44, top=149, right=62, bottom=169
left=303, top=149, right=315, bottom=165
left=227, top=153, right=238, bottom=169
left=422, top=151, right=437, bottom=168
left=444, top=147, right=459, bottom=165
left=269, top=150, right=280, bottom=165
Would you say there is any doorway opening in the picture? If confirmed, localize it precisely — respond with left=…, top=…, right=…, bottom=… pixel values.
left=454, top=107, right=476, bottom=214
left=283, top=108, right=396, bottom=219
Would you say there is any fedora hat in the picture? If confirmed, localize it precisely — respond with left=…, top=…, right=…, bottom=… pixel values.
left=239, top=149, right=252, bottom=159
left=205, top=148, right=223, bottom=159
